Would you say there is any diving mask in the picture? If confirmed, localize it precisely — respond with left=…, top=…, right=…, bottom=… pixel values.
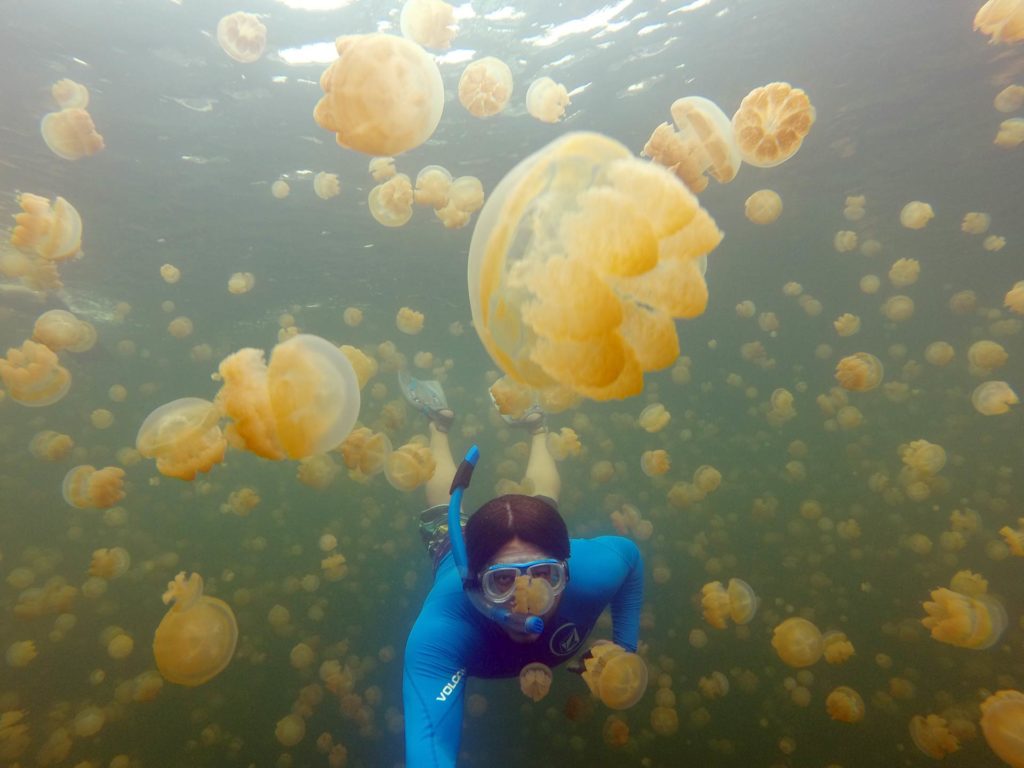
left=480, top=559, right=567, bottom=611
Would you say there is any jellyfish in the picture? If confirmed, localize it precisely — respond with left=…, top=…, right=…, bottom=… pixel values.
left=314, top=172, right=341, bottom=200
left=275, top=713, right=306, bottom=747
left=834, top=230, right=858, bottom=252
left=547, top=427, right=582, bottom=460
left=413, top=165, right=452, bottom=208
left=581, top=641, right=648, bottom=710
left=899, top=201, right=934, bottom=229
left=995, top=118, right=1024, bottom=147
left=984, top=234, right=1008, bottom=251
left=910, top=714, right=961, bottom=758
left=369, top=157, right=397, bottom=182
left=40, top=108, right=104, bottom=160
left=396, top=307, right=425, bottom=335
left=228, top=272, right=255, bottom=294
left=962, top=212, right=991, bottom=235
left=526, top=77, right=571, bottom=123
left=822, top=630, right=855, bottom=664
left=731, top=82, right=815, bottom=168
left=519, top=662, right=553, bottom=702
left=924, top=341, right=954, bottom=367
left=215, top=334, right=361, bottom=460
left=650, top=706, right=679, bottom=735
left=459, top=57, right=513, bottom=117
left=399, top=0, right=457, bottom=49
left=833, top=313, right=860, bottom=337
left=0, top=339, right=72, bottom=406
left=640, top=449, right=671, bottom=477
left=643, top=96, right=740, bottom=193
left=10, top=193, right=83, bottom=262
left=968, top=340, right=1009, bottom=375
left=771, top=618, right=823, bottom=668
left=89, top=547, right=131, bottom=580
left=999, top=519, right=1024, bottom=556
left=369, top=173, right=414, bottom=227
left=339, top=346, right=378, bottom=389
left=826, top=687, right=864, bottom=723
left=972, top=381, right=1019, bottom=415
left=343, top=307, right=364, bottom=327
left=638, top=403, right=670, bottom=433
left=995, top=84, right=1024, bottom=114
left=882, top=295, right=914, bottom=322
left=5, top=641, right=38, bottom=668
left=744, top=189, right=782, bottom=224
left=51, top=78, right=89, bottom=109
left=834, top=352, right=883, bottom=392
left=153, top=572, right=237, bottom=686
left=384, top=442, right=436, bottom=491
left=693, top=465, right=722, bottom=493
left=160, top=263, right=181, bottom=284
left=137, top=398, right=227, bottom=480
left=29, top=430, right=73, bottom=461
left=603, top=715, right=630, bottom=747
left=981, top=690, right=1024, bottom=768
left=62, top=465, right=125, bottom=509
left=889, top=257, right=920, bottom=287
left=975, top=0, right=1024, bottom=43
left=921, top=588, right=1007, bottom=649
left=448, top=176, right=485, bottom=213
left=470, top=133, right=720, bottom=402
left=314, top=34, right=444, bottom=156
left=698, top=671, right=729, bottom=699
left=216, top=11, right=266, bottom=63
left=32, top=309, right=89, bottom=351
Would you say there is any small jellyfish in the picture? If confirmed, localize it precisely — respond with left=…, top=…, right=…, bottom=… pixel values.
left=731, top=82, right=815, bottom=168
left=972, top=381, right=1019, bottom=415
left=834, top=230, right=858, bottom=253
left=32, top=309, right=91, bottom=352
left=962, top=211, right=991, bottom=234
left=834, top=352, right=883, bottom=392
left=153, top=572, right=237, bottom=686
left=882, top=295, right=914, bottom=322
left=275, top=713, right=306, bottom=747
left=369, top=173, right=414, bottom=227
left=910, top=714, right=961, bottom=759
left=744, top=189, right=782, bottom=224
left=980, top=690, right=1024, bottom=768
left=447, top=176, right=485, bottom=213
left=369, top=156, right=397, bottom=182
left=640, top=449, right=671, bottom=477
left=137, top=398, right=227, bottom=480
left=40, top=108, right=104, bottom=160
left=271, top=180, right=290, bottom=199
left=313, top=171, right=341, bottom=200
left=160, top=264, right=181, bottom=284
left=644, top=96, right=740, bottom=193
left=62, top=465, right=125, bottom=509
left=343, top=307, right=364, bottom=327
left=826, top=687, right=864, bottom=723
left=526, top=77, right=571, bottom=123
left=995, top=84, right=1024, bottom=113
left=726, top=578, right=759, bottom=624
left=399, top=0, right=458, bottom=50
left=968, top=340, right=1008, bottom=375
left=638, top=403, right=670, bottom=433
left=833, top=313, right=860, bottom=337
left=899, top=201, right=934, bottom=229
left=10, top=193, right=83, bottom=262
left=995, top=118, right=1024, bottom=148
left=89, top=547, right=131, bottom=579
left=888, top=257, right=920, bottom=287
left=984, top=234, right=1007, bottom=251
left=29, top=430, right=74, bottom=461
left=216, top=11, right=267, bottom=63
left=228, top=272, right=255, bottom=294
left=396, top=307, right=426, bottom=335
left=581, top=641, right=648, bottom=710
left=413, top=165, right=452, bottom=209
left=314, top=34, right=444, bottom=156
left=459, top=57, right=514, bottom=117
left=822, top=630, right=855, bottom=663
left=384, top=442, right=436, bottom=491
left=52, top=78, right=89, bottom=109
left=771, top=617, right=823, bottom=668
left=519, top=662, right=553, bottom=702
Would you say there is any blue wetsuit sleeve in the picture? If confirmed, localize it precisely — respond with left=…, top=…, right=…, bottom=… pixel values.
left=608, top=537, right=644, bottom=652
left=403, top=609, right=471, bottom=768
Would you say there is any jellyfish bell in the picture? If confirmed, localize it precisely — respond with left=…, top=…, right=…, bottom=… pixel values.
left=980, top=690, right=1024, bottom=768
left=899, top=201, right=934, bottom=230
left=369, top=173, right=414, bottom=227
left=744, top=189, right=782, bottom=224
left=771, top=617, right=823, bottom=668
left=51, top=78, right=89, bottom=109
left=137, top=398, right=227, bottom=480
left=413, top=165, right=453, bottom=209
left=313, top=172, right=341, bottom=200
left=726, top=578, right=759, bottom=624
left=974, top=0, right=1024, bottom=44
left=581, top=641, right=648, bottom=710
left=731, top=82, right=816, bottom=168
left=910, top=714, right=961, bottom=759
left=216, top=11, right=267, bottom=63
left=40, top=108, right=104, bottom=160
left=399, top=0, right=458, bottom=50
left=526, top=77, right=571, bottom=123
left=0, top=339, right=72, bottom=406
left=972, top=381, right=1019, bottom=415
left=519, top=662, right=553, bottom=702
left=644, top=96, right=740, bottom=193
left=459, top=56, right=514, bottom=117
left=10, top=193, right=83, bottom=262
left=835, top=352, right=884, bottom=392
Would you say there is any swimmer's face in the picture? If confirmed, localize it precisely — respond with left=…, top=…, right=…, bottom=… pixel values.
left=486, top=536, right=563, bottom=644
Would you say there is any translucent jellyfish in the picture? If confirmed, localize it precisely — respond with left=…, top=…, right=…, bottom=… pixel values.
left=32, top=309, right=91, bottom=352
left=396, top=306, right=425, bottom=334
left=899, top=201, right=934, bottom=229
left=400, top=0, right=457, bottom=49
left=216, top=11, right=267, bottom=63
left=107, top=632, right=134, bottom=659
left=313, top=172, right=341, bottom=200
left=910, top=714, right=961, bottom=758
left=962, top=212, right=991, bottom=235
left=339, top=427, right=392, bottom=475
left=369, top=157, right=397, bottom=182
left=921, top=588, right=1007, bottom=649
left=6, top=641, right=37, bottom=667
left=744, top=189, right=782, bottom=224
left=640, top=449, right=671, bottom=477
left=698, top=671, right=729, bottom=699
left=1000, top=519, right=1024, bottom=556
left=581, top=641, right=649, bottom=710
left=995, top=118, right=1024, bottom=147
left=10, top=193, right=82, bottom=261
left=343, top=307, right=364, bottom=327
left=972, top=381, right=1019, bottom=415
left=137, top=398, right=227, bottom=480
left=693, top=465, right=722, bottom=493
left=731, top=82, right=815, bottom=167
left=834, top=352, right=883, bottom=392
left=153, top=572, right=238, bottom=686
left=882, top=295, right=914, bottom=322
left=826, top=687, right=864, bottom=723
left=981, top=690, right=1024, bottom=768
left=834, top=230, right=858, bottom=252
left=459, top=57, right=514, bottom=117
left=276, top=713, right=306, bottom=747
left=771, top=617, right=823, bottom=667
left=833, top=313, right=860, bottom=337
left=89, top=547, right=131, bottom=579
left=271, top=180, right=290, bottom=199
left=638, top=403, right=670, bottom=433
left=159, top=264, right=181, bottom=284
left=984, top=234, right=1007, bottom=251
left=547, top=427, right=582, bottom=460
left=369, top=173, right=414, bottom=227
left=975, top=0, right=1024, bottom=43
left=888, top=257, right=920, bottom=287
left=701, top=579, right=758, bottom=628
left=822, top=630, right=855, bottom=663
left=603, top=715, right=630, bottom=747
left=968, top=340, right=1008, bottom=374
left=29, top=430, right=73, bottom=461
left=526, top=77, right=571, bottom=123
left=469, top=132, right=721, bottom=401
left=0, top=340, right=71, bottom=406
left=61, top=464, right=124, bottom=509
left=995, top=84, right=1024, bottom=113
left=314, top=34, right=444, bottom=156
left=519, top=662, right=553, bottom=702
left=40, top=108, right=104, bottom=160
left=413, top=165, right=452, bottom=208
left=228, top=272, right=255, bottom=294
left=215, top=334, right=361, bottom=460
left=52, top=78, right=89, bottom=109
left=643, top=96, right=740, bottom=193
left=384, top=442, right=436, bottom=491
left=448, top=176, right=485, bottom=213
left=651, top=706, right=679, bottom=735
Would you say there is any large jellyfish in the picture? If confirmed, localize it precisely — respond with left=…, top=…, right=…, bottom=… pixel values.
left=468, top=132, right=721, bottom=402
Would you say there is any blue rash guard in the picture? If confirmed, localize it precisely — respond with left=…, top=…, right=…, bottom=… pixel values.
left=402, top=536, right=644, bottom=768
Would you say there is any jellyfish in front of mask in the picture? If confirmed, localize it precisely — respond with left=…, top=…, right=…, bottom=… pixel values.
left=581, top=640, right=648, bottom=710
left=519, top=662, right=553, bottom=702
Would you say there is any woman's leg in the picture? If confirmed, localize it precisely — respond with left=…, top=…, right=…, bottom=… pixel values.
left=525, top=429, right=560, bottom=504
left=426, top=422, right=457, bottom=507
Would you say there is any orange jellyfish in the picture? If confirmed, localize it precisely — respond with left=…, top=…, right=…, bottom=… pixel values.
left=384, top=442, right=436, bottom=491
left=640, top=449, right=670, bottom=477
left=643, top=96, right=740, bottom=193
left=701, top=578, right=758, bottom=628
left=899, top=201, right=934, bottom=229
left=974, top=0, right=1024, bottom=44
left=744, top=189, right=782, bottom=224
left=51, top=78, right=89, bottom=109
left=526, top=77, right=571, bottom=123
left=834, top=352, right=883, bottom=392
left=396, top=306, right=425, bottom=334
left=369, top=173, right=414, bottom=227
left=638, top=403, right=671, bottom=432
left=921, top=588, right=1007, bottom=649
left=999, top=519, right=1024, bottom=556
left=448, top=176, right=485, bottom=213
left=399, top=0, right=457, bottom=49
left=822, top=630, right=855, bottom=663
left=10, top=193, right=82, bottom=262
left=89, top=547, right=131, bottom=579
left=314, top=34, right=444, bottom=156
left=981, top=690, right=1024, bottom=768
left=771, top=617, right=823, bottom=668
left=826, top=687, right=864, bottom=723
left=313, top=172, right=341, bottom=200
left=910, top=714, right=960, bottom=759
left=216, top=11, right=267, bottom=63
left=215, top=334, right=361, bottom=460
left=731, top=82, right=815, bottom=167
left=0, top=339, right=72, bottom=406
left=414, top=165, right=452, bottom=208
left=61, top=465, right=125, bottom=509
left=581, top=641, right=648, bottom=710
left=469, top=132, right=721, bottom=402
left=519, top=662, right=553, bottom=702
left=40, top=108, right=104, bottom=160
left=972, top=381, right=1019, bottom=415
left=459, top=57, right=513, bottom=117
left=153, top=572, right=238, bottom=686
left=962, top=211, right=991, bottom=234
left=968, top=340, right=1009, bottom=375
left=29, top=430, right=74, bottom=461
left=995, top=84, right=1024, bottom=112
left=227, top=272, right=255, bottom=294
left=137, top=398, right=227, bottom=480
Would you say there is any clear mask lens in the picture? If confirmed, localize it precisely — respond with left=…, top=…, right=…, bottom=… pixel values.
left=481, top=560, right=566, bottom=604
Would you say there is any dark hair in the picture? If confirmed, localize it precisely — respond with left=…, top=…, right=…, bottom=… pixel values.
left=465, top=494, right=570, bottom=576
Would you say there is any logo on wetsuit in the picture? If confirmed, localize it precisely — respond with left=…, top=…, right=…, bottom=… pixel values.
left=549, top=623, right=583, bottom=656
left=436, top=668, right=466, bottom=702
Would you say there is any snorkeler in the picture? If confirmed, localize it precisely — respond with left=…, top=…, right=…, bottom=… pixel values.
left=399, top=373, right=644, bottom=768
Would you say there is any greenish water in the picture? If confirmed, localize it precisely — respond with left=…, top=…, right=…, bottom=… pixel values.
left=1, top=1, right=1022, bottom=766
